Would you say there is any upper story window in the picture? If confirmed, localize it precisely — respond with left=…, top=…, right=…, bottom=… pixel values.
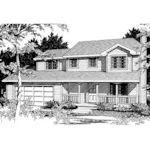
left=46, top=60, right=58, bottom=70
left=69, top=59, right=77, bottom=68
left=88, top=58, right=97, bottom=67
left=111, top=56, right=127, bottom=69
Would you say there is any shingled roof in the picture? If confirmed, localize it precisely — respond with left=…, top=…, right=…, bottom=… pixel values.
left=34, top=49, right=70, bottom=60
left=3, top=70, right=140, bottom=83
left=65, top=38, right=141, bottom=57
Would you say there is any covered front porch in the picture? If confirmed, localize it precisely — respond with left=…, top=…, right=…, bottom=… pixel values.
left=61, top=82, right=139, bottom=104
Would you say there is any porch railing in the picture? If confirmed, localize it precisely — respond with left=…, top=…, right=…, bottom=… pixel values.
left=96, top=95, right=137, bottom=104
left=62, top=94, right=79, bottom=103
left=97, top=95, right=116, bottom=103
left=118, top=96, right=136, bottom=104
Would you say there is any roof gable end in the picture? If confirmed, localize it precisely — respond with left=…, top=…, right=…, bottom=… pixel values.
left=101, top=44, right=140, bottom=56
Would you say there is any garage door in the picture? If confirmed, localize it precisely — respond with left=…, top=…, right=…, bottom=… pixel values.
left=15, top=86, right=54, bottom=106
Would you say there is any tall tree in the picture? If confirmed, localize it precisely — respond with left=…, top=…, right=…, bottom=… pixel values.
left=0, top=24, right=68, bottom=120
left=30, top=32, right=68, bottom=52
left=123, top=27, right=140, bottom=42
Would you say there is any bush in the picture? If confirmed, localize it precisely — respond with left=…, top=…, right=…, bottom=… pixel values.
left=52, top=105, right=73, bottom=124
left=0, top=97, right=9, bottom=107
left=130, top=103, right=150, bottom=116
left=97, top=103, right=114, bottom=111
left=61, top=99, right=78, bottom=110
left=114, top=106, right=132, bottom=112
left=43, top=100, right=59, bottom=109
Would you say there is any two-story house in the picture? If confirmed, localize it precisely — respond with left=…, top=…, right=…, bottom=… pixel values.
left=2, top=38, right=143, bottom=106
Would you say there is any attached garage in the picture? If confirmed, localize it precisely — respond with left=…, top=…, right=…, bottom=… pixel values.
left=15, top=86, right=54, bottom=106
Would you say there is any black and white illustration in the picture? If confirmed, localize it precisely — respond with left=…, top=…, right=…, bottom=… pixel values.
left=0, top=24, right=149, bottom=126
left=0, top=1, right=150, bottom=150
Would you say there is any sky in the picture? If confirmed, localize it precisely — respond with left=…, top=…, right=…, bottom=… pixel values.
left=0, top=0, right=150, bottom=48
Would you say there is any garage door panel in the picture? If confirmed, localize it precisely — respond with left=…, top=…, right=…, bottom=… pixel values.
left=34, top=101, right=43, bottom=105
left=44, top=87, right=53, bottom=91
left=34, top=92, right=43, bottom=96
left=24, top=87, right=33, bottom=91
left=44, top=92, right=53, bottom=96
left=44, top=97, right=53, bottom=101
left=24, top=92, right=33, bottom=96
left=24, top=96, right=34, bottom=101
left=34, top=96, right=43, bottom=101
left=34, top=87, right=43, bottom=91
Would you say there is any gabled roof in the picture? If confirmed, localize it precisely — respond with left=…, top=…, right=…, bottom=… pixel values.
left=64, top=38, right=141, bottom=58
left=2, top=70, right=140, bottom=83
left=34, top=49, right=70, bottom=60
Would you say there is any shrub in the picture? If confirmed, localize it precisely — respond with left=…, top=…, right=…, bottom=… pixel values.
left=130, top=104, right=149, bottom=112
left=114, top=106, right=132, bottom=112
left=0, top=97, right=9, bottom=107
left=52, top=105, right=73, bottom=124
left=97, top=103, right=114, bottom=111
left=130, top=103, right=150, bottom=116
left=43, top=100, right=59, bottom=109
left=61, top=99, right=78, bottom=110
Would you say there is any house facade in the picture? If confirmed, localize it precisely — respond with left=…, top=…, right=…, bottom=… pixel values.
left=3, top=38, right=144, bottom=106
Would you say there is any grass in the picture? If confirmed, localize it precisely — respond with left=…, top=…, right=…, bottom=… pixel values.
left=71, top=110, right=150, bottom=125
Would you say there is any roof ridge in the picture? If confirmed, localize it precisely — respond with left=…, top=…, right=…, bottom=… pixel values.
left=77, top=38, right=138, bottom=43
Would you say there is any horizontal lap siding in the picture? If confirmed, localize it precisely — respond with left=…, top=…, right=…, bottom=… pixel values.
left=6, top=84, right=15, bottom=100
left=36, top=61, right=46, bottom=71
left=67, top=58, right=102, bottom=71
left=132, top=56, right=139, bottom=71
left=54, top=85, right=61, bottom=102
left=101, top=57, right=106, bottom=72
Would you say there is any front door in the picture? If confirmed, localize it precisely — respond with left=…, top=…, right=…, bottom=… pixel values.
left=88, top=84, right=97, bottom=103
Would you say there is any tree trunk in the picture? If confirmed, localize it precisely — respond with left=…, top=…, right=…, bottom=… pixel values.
left=140, top=34, right=147, bottom=104
left=15, top=53, right=22, bottom=121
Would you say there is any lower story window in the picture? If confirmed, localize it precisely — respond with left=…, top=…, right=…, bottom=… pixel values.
left=110, top=83, right=128, bottom=95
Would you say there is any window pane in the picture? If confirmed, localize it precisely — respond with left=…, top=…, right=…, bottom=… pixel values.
left=47, top=60, right=58, bottom=69
left=111, top=56, right=126, bottom=69
left=70, top=59, right=77, bottom=67
left=110, top=83, right=116, bottom=95
left=89, top=58, right=96, bottom=67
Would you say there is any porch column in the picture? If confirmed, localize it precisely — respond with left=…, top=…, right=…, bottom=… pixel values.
left=116, top=84, right=119, bottom=104
left=96, top=84, right=99, bottom=103
left=78, top=83, right=81, bottom=103
left=140, top=32, right=147, bottom=103
left=60, top=83, right=63, bottom=101
left=67, top=83, right=70, bottom=94
left=136, top=83, right=139, bottom=103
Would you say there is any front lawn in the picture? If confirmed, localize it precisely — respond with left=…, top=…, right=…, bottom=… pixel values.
left=71, top=110, right=150, bottom=125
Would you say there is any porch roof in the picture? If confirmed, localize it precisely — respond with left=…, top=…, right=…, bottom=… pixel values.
left=3, top=70, right=140, bottom=83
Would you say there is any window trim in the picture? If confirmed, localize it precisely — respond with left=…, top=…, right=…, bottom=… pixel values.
left=110, top=55, right=128, bottom=70
left=88, top=57, right=97, bottom=68
left=69, top=58, right=78, bottom=68
left=46, top=60, right=58, bottom=70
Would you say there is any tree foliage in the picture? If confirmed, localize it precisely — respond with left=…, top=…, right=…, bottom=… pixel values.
left=0, top=23, right=68, bottom=120
left=123, top=27, right=140, bottom=42
left=29, top=32, right=68, bottom=52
